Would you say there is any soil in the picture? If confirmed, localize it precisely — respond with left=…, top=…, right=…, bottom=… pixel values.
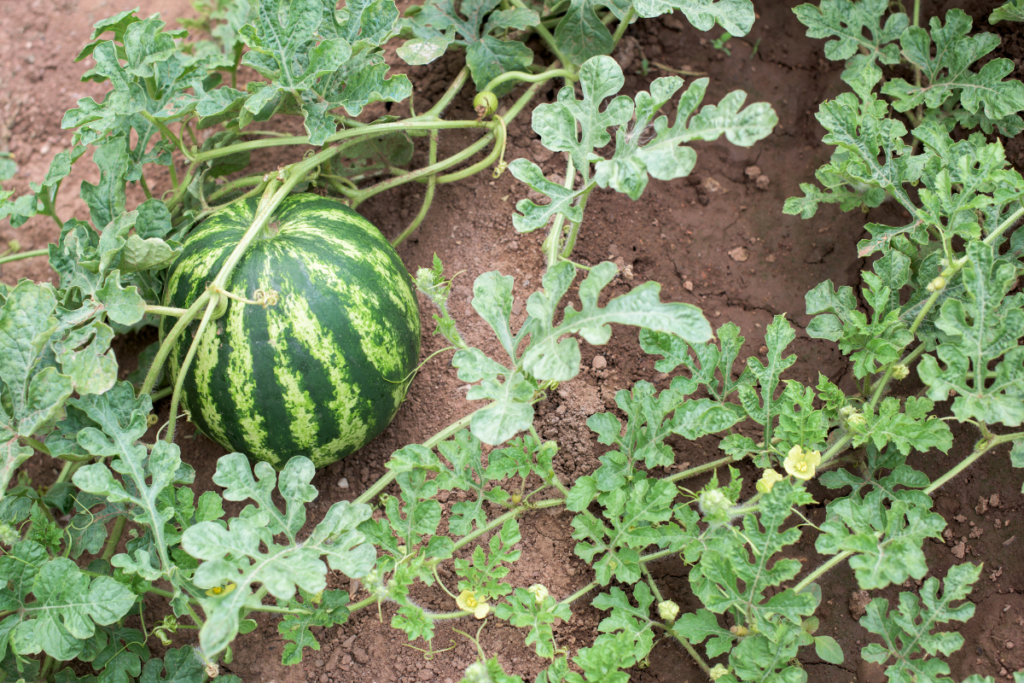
left=2, top=0, right=1023, bottom=682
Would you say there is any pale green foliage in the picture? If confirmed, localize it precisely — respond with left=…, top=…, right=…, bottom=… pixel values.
left=398, top=0, right=536, bottom=94
left=416, top=257, right=712, bottom=445
left=516, top=56, right=775, bottom=219
left=860, top=563, right=981, bottom=683
left=495, top=588, right=572, bottom=659
left=990, top=0, right=1024, bottom=23
left=182, top=454, right=375, bottom=656
left=918, top=241, right=1024, bottom=426
left=817, top=446, right=945, bottom=589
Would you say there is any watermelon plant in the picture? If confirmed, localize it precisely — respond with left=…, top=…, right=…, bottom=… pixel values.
left=1, top=0, right=1024, bottom=681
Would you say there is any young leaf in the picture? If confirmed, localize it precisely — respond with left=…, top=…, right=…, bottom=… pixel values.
left=1, top=556, right=135, bottom=661
left=521, top=261, right=712, bottom=382
left=568, top=632, right=637, bottom=683
left=735, top=315, right=796, bottom=444
left=592, top=583, right=656, bottom=661
left=691, top=480, right=817, bottom=628
left=181, top=456, right=374, bottom=657
left=0, top=282, right=74, bottom=472
left=494, top=588, right=572, bottom=659
left=532, top=57, right=632, bottom=176
left=792, top=0, right=907, bottom=95
left=880, top=10, right=1024, bottom=134
left=991, top=0, right=1024, bottom=23
left=455, top=519, right=521, bottom=599
left=671, top=609, right=735, bottom=658
left=277, top=591, right=350, bottom=665
left=860, top=563, right=982, bottom=683
left=804, top=276, right=912, bottom=378
left=552, top=0, right=615, bottom=66
left=400, top=0, right=533, bottom=94
left=507, top=159, right=586, bottom=233
left=816, top=461, right=946, bottom=590
left=918, top=241, right=1024, bottom=427
left=595, top=76, right=776, bottom=200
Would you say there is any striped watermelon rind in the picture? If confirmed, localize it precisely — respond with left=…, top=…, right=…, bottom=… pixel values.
left=161, top=193, right=421, bottom=469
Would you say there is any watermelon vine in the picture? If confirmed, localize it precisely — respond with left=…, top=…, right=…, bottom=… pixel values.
left=1, top=0, right=1024, bottom=681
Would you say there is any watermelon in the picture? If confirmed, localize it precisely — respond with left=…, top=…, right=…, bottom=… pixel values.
left=161, top=193, right=421, bottom=469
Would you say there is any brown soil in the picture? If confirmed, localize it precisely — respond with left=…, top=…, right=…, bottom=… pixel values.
left=2, top=1, right=1022, bottom=682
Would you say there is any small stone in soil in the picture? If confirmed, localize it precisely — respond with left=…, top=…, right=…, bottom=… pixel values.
left=990, top=493, right=1001, bottom=507
left=342, top=636, right=356, bottom=650
left=755, top=174, right=770, bottom=190
left=419, top=669, right=436, bottom=680
left=352, top=647, right=370, bottom=664
left=744, top=165, right=761, bottom=179
left=592, top=355, right=607, bottom=370
left=337, top=477, right=349, bottom=489
left=849, top=590, right=871, bottom=619
left=728, top=246, right=749, bottom=262
left=684, top=280, right=694, bottom=290
left=1006, top=641, right=1015, bottom=649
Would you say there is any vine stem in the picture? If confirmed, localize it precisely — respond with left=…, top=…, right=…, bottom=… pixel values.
left=0, top=248, right=48, bottom=266
left=391, top=130, right=439, bottom=247
left=145, top=305, right=187, bottom=318
left=665, top=453, right=736, bottom=483
left=609, top=6, right=636, bottom=50
left=558, top=582, right=598, bottom=606
left=545, top=157, right=576, bottom=268
left=191, top=119, right=491, bottom=165
left=643, top=566, right=711, bottom=675
left=423, top=66, right=470, bottom=119
left=482, top=68, right=578, bottom=94
left=164, top=298, right=218, bottom=443
left=353, top=410, right=479, bottom=506
left=102, top=515, right=127, bottom=562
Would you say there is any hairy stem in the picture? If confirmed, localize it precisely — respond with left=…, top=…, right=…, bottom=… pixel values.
left=165, top=296, right=219, bottom=443
left=665, top=453, right=736, bottom=483
left=0, top=248, right=49, bottom=266
left=145, top=305, right=188, bottom=318
left=423, top=66, right=470, bottom=119
left=102, top=515, right=127, bottom=562
left=392, top=130, right=439, bottom=247
left=482, top=68, right=578, bottom=94
left=609, top=6, right=635, bottom=50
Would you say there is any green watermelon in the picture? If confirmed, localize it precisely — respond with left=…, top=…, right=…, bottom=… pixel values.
left=161, top=193, right=421, bottom=469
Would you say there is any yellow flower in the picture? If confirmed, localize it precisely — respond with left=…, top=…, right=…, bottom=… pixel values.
left=457, top=590, right=490, bottom=619
left=205, top=583, right=236, bottom=597
left=784, top=445, right=821, bottom=481
left=756, top=469, right=784, bottom=493
left=709, top=663, right=730, bottom=681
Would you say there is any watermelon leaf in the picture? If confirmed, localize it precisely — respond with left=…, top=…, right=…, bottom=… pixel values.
left=398, top=0, right=535, bottom=94
left=182, top=455, right=375, bottom=658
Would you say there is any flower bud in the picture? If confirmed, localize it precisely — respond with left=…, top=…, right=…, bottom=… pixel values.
left=891, top=363, right=909, bottom=380
left=658, top=600, right=680, bottom=623
left=756, top=469, right=783, bottom=494
left=926, top=276, right=946, bottom=292
left=709, top=663, right=730, bottom=681
left=699, top=488, right=732, bottom=520
left=527, top=584, right=550, bottom=604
